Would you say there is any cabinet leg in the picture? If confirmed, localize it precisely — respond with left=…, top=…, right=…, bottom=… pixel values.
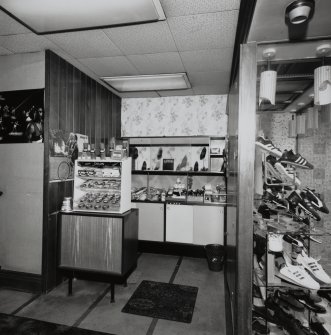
left=68, top=277, right=73, bottom=296
left=110, top=283, right=115, bottom=303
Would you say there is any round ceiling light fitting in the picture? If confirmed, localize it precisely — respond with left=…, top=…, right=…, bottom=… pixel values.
left=285, top=0, right=315, bottom=25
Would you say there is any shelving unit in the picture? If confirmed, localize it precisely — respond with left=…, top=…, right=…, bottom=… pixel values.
left=127, top=136, right=227, bottom=246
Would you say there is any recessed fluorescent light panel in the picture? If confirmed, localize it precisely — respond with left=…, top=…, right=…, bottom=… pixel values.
left=102, top=74, right=191, bottom=92
left=0, top=0, right=166, bottom=34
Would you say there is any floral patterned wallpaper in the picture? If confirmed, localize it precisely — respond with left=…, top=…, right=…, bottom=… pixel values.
left=121, top=95, right=228, bottom=137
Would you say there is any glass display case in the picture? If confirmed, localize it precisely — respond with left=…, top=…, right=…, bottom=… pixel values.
left=73, top=158, right=132, bottom=214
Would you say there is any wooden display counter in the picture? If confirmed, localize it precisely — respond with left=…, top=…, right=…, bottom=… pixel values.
left=59, top=209, right=138, bottom=302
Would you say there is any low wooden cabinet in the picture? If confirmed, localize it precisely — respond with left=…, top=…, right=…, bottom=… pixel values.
left=59, top=209, right=138, bottom=302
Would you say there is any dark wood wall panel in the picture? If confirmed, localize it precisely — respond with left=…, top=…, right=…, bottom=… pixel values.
left=43, top=50, right=122, bottom=292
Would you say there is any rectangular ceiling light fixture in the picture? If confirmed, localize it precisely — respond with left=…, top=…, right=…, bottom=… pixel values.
left=101, top=73, right=192, bottom=92
left=0, top=0, right=166, bottom=34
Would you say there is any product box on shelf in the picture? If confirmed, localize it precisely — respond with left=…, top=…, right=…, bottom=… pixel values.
left=73, top=157, right=132, bottom=214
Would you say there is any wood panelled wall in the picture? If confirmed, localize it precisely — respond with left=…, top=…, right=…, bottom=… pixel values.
left=43, top=50, right=121, bottom=292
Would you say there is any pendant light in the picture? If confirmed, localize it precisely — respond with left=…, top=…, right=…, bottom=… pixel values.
left=314, top=44, right=331, bottom=106
left=259, top=48, right=277, bottom=106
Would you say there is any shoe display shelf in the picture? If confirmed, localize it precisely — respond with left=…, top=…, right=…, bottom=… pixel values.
left=253, top=138, right=331, bottom=335
left=128, top=136, right=227, bottom=206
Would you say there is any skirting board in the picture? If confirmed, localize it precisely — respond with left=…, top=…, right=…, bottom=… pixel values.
left=0, top=270, right=42, bottom=293
left=138, top=241, right=205, bottom=258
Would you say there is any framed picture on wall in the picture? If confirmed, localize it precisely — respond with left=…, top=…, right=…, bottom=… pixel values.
left=0, top=89, right=44, bottom=143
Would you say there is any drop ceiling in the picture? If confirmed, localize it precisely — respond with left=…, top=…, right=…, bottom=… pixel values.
left=0, top=0, right=241, bottom=98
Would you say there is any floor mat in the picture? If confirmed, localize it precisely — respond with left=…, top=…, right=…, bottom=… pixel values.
left=122, top=280, right=198, bottom=323
left=0, top=313, right=114, bottom=335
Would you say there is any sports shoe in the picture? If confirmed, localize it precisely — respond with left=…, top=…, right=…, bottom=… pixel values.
left=295, top=250, right=331, bottom=285
left=274, top=162, right=301, bottom=186
left=268, top=233, right=283, bottom=252
left=274, top=290, right=305, bottom=311
left=302, top=187, right=329, bottom=214
left=278, top=149, right=313, bottom=169
left=282, top=234, right=304, bottom=249
left=318, top=289, right=331, bottom=302
left=263, top=189, right=289, bottom=211
left=256, top=135, right=282, bottom=157
left=289, top=290, right=326, bottom=314
left=276, top=253, right=320, bottom=290
left=265, top=155, right=283, bottom=180
left=287, top=190, right=321, bottom=221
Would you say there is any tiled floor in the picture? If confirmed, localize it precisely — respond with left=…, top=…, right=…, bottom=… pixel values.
left=0, top=253, right=226, bottom=335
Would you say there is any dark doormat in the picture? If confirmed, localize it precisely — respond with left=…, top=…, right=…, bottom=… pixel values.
left=0, top=313, right=115, bottom=335
left=122, top=280, right=198, bottom=323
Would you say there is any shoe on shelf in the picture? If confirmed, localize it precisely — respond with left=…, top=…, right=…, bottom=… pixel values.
left=287, top=190, right=321, bottom=221
left=278, top=149, right=314, bottom=169
left=276, top=253, right=320, bottom=290
left=252, top=317, right=270, bottom=334
left=295, top=250, right=331, bottom=285
left=274, top=161, right=301, bottom=186
left=310, top=315, right=330, bottom=335
left=289, top=290, right=326, bottom=314
left=252, top=307, right=277, bottom=325
left=263, top=189, right=289, bottom=211
left=282, top=235, right=304, bottom=249
left=318, top=289, right=331, bottom=302
left=265, top=155, right=283, bottom=180
left=302, top=187, right=329, bottom=214
left=268, top=233, right=284, bottom=252
left=274, top=290, right=305, bottom=311
left=255, top=135, right=282, bottom=157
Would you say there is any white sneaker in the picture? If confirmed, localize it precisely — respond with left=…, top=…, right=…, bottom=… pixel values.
left=277, top=253, right=320, bottom=290
left=268, top=233, right=283, bottom=252
left=296, top=250, right=331, bottom=285
left=274, top=162, right=301, bottom=186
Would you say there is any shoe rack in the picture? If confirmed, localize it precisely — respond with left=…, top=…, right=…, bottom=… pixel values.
left=253, top=143, right=331, bottom=335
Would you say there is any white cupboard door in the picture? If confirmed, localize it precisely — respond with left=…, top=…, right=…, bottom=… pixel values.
left=166, top=205, right=193, bottom=243
left=136, top=203, right=164, bottom=241
left=193, top=206, right=224, bottom=245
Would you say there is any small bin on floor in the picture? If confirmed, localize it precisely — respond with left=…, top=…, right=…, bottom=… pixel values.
left=205, top=244, right=225, bottom=272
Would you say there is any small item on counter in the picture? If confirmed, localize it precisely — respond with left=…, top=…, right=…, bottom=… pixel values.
left=90, top=143, right=96, bottom=159
left=100, top=142, right=105, bottom=159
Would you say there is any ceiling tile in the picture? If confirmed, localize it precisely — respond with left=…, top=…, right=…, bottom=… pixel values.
left=157, top=89, right=194, bottom=97
left=180, top=48, right=233, bottom=73
left=104, top=21, right=177, bottom=55
left=120, top=91, right=160, bottom=98
left=0, top=46, right=12, bottom=55
left=0, top=33, right=58, bottom=53
left=193, top=85, right=227, bottom=95
left=168, top=11, right=238, bottom=51
left=78, top=56, right=139, bottom=77
left=188, top=71, right=230, bottom=87
left=0, top=10, right=30, bottom=35
left=127, top=52, right=185, bottom=75
left=160, top=0, right=240, bottom=17
left=46, top=30, right=122, bottom=58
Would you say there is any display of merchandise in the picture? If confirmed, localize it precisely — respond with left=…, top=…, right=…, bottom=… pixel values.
left=253, top=137, right=331, bottom=335
left=73, top=158, right=131, bottom=214
left=255, top=135, right=282, bottom=157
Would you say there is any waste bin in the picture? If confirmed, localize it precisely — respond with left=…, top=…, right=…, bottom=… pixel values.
left=205, top=244, right=225, bottom=272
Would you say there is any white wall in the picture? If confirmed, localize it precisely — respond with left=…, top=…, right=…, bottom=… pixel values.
left=0, top=52, right=45, bottom=92
left=0, top=144, right=44, bottom=274
left=121, top=95, right=228, bottom=137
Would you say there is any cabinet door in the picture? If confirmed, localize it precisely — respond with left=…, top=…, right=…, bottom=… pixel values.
left=135, top=203, right=164, bottom=241
left=166, top=205, right=193, bottom=243
left=193, top=206, right=224, bottom=245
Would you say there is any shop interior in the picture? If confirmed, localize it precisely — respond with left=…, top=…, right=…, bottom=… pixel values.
left=1, top=0, right=331, bottom=334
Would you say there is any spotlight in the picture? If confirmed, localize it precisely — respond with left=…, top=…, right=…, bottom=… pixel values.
left=285, top=0, right=315, bottom=25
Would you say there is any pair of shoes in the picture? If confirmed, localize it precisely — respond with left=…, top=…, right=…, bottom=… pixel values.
left=256, top=136, right=282, bottom=157
left=295, top=249, right=331, bottom=285
left=289, top=290, right=326, bottom=313
left=278, top=149, right=314, bottom=170
left=287, top=190, right=321, bottom=221
left=276, top=252, right=320, bottom=290
left=263, top=189, right=289, bottom=211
